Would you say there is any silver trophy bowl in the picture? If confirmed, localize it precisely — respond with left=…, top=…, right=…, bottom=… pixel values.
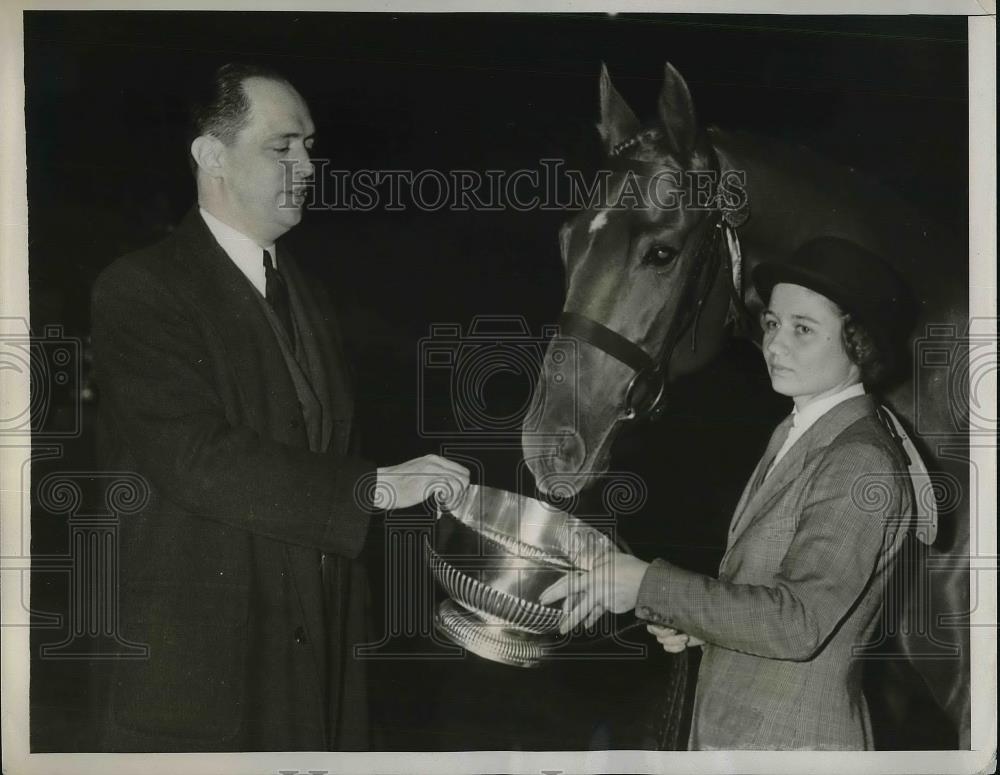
left=426, top=484, right=616, bottom=667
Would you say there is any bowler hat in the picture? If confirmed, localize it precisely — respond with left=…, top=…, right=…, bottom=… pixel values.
left=752, top=236, right=916, bottom=351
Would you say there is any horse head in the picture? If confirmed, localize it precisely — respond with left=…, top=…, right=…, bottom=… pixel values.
left=525, top=63, right=747, bottom=496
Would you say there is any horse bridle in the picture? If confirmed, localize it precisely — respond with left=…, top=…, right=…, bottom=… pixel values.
left=557, top=150, right=749, bottom=424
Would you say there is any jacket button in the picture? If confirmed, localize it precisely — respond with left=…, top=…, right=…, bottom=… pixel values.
left=289, top=418, right=301, bottom=429
left=294, top=626, right=307, bottom=644
left=637, top=606, right=652, bottom=620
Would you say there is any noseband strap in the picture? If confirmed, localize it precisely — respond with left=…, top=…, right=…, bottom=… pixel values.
left=557, top=207, right=727, bottom=423
left=557, top=312, right=654, bottom=375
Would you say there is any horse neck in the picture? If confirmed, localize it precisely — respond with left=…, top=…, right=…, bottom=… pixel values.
left=710, top=128, right=884, bottom=277
left=710, top=125, right=964, bottom=294
left=708, top=127, right=967, bottom=439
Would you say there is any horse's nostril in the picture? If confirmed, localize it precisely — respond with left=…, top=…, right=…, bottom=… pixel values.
left=557, top=431, right=587, bottom=471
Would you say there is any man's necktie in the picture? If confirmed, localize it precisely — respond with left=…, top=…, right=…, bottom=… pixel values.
left=750, top=413, right=795, bottom=496
left=263, top=249, right=295, bottom=343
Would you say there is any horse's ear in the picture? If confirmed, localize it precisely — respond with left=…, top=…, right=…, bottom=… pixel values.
left=597, top=63, right=640, bottom=154
left=656, top=62, right=698, bottom=156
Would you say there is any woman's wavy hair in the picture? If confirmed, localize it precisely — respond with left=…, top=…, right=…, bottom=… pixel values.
left=839, top=312, right=903, bottom=390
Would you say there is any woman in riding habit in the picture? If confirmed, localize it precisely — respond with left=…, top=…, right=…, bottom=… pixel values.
left=541, top=236, right=916, bottom=751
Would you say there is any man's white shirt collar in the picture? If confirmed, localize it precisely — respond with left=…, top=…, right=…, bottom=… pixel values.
left=768, top=382, right=866, bottom=475
left=199, top=207, right=275, bottom=297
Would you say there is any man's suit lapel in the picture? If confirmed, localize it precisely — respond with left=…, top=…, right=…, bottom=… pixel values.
left=278, top=243, right=355, bottom=453
left=170, top=210, right=329, bottom=684
left=275, top=243, right=361, bottom=710
left=727, top=395, right=876, bottom=547
left=171, top=209, right=305, bottom=440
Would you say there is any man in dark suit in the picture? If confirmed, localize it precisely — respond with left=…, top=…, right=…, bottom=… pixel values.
left=91, top=63, right=469, bottom=751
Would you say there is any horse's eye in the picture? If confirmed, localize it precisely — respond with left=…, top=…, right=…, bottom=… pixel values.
left=643, top=245, right=678, bottom=267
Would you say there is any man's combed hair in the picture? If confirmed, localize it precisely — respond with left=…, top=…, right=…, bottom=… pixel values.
left=188, top=62, right=289, bottom=169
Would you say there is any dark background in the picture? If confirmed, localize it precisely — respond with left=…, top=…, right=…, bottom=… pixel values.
left=25, top=11, right=967, bottom=751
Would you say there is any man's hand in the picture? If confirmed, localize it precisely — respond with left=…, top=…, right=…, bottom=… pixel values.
left=374, top=454, right=470, bottom=510
left=538, top=551, right=650, bottom=634
left=646, top=624, right=705, bottom=653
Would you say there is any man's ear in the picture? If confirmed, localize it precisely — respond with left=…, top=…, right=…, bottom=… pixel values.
left=190, top=135, right=225, bottom=178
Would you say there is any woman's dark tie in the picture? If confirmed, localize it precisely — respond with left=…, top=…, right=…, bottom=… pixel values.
left=263, top=249, right=295, bottom=343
